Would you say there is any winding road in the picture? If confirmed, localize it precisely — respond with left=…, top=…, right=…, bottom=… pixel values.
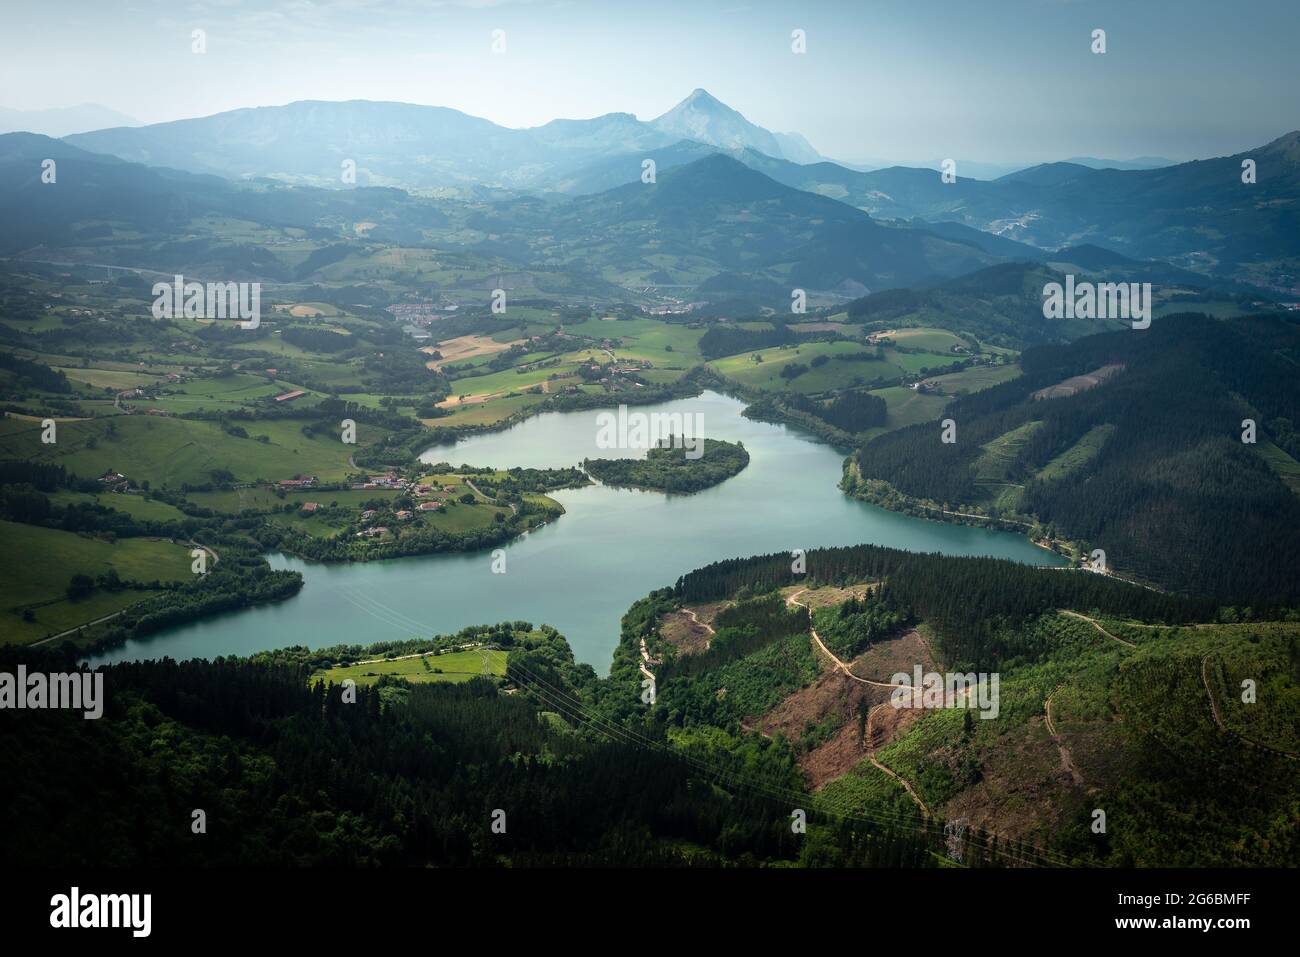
left=786, top=590, right=912, bottom=690
left=1201, top=654, right=1298, bottom=760
left=864, top=701, right=933, bottom=818
left=465, top=477, right=518, bottom=515
left=1059, top=609, right=1137, bottom=648
left=785, top=589, right=932, bottom=816
left=1043, top=684, right=1086, bottom=787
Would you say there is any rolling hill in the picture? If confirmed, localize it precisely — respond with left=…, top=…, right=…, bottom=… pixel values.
left=850, top=311, right=1300, bottom=604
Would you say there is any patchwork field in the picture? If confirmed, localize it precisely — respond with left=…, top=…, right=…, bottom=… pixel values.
left=710, top=341, right=895, bottom=393
left=422, top=334, right=524, bottom=370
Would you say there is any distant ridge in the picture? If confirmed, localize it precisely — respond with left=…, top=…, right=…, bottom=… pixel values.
left=0, top=103, right=141, bottom=138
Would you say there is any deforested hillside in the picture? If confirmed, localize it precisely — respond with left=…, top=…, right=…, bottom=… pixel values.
left=847, top=313, right=1300, bottom=604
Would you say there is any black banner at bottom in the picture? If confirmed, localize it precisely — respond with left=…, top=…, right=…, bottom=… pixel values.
left=1, top=867, right=1287, bottom=942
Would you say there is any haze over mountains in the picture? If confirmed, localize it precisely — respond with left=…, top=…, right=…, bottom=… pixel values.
left=1, top=89, right=1294, bottom=296
left=0, top=103, right=140, bottom=138
left=63, top=90, right=826, bottom=191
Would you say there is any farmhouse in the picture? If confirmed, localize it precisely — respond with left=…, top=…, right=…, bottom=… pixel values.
left=274, top=389, right=307, bottom=402
left=300, top=502, right=321, bottom=514
left=97, top=470, right=129, bottom=491
left=417, top=501, right=443, bottom=511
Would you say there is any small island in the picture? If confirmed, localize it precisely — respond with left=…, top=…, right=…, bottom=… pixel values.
left=584, top=437, right=749, bottom=493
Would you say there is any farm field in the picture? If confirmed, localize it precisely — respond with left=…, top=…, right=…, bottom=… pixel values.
left=923, top=362, right=1022, bottom=394
left=424, top=392, right=548, bottom=427
left=278, top=499, right=507, bottom=540
left=0, top=519, right=192, bottom=645
left=187, top=487, right=403, bottom=512
left=710, top=340, right=894, bottom=393
left=561, top=317, right=706, bottom=365
left=0, top=414, right=368, bottom=487
left=422, top=334, right=524, bottom=370
left=877, top=327, right=973, bottom=352
left=55, top=367, right=160, bottom=391
left=440, top=351, right=603, bottom=401
left=182, top=469, right=536, bottom=544
left=48, top=490, right=189, bottom=523
left=137, top=373, right=298, bottom=413
left=312, top=648, right=507, bottom=685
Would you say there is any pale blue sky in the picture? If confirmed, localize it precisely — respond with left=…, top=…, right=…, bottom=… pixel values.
left=2, top=0, right=1297, bottom=163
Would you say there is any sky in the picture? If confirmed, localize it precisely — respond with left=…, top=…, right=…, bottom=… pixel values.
left=2, top=0, right=1298, bottom=164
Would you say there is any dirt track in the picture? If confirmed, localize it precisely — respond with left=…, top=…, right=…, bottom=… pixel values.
left=785, top=589, right=933, bottom=816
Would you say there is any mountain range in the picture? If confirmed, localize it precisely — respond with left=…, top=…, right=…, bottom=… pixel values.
left=52, top=91, right=1300, bottom=290
left=0, top=132, right=1011, bottom=301
left=7, top=124, right=1259, bottom=320
left=63, top=90, right=826, bottom=192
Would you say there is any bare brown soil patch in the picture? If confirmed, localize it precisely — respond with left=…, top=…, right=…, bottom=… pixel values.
left=659, top=610, right=712, bottom=656
left=754, top=665, right=878, bottom=743
left=847, top=628, right=937, bottom=683
left=941, top=718, right=1091, bottom=841
left=751, top=626, right=939, bottom=790
left=865, top=698, right=927, bottom=757
left=435, top=382, right=544, bottom=408
left=1032, top=363, right=1124, bottom=401
left=751, top=660, right=890, bottom=789
left=422, top=334, right=524, bottom=371
left=802, top=722, right=874, bottom=790
left=683, top=601, right=729, bottom=630
left=778, top=582, right=876, bottom=611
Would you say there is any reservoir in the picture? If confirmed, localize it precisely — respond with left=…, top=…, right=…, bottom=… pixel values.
left=89, top=391, right=1064, bottom=671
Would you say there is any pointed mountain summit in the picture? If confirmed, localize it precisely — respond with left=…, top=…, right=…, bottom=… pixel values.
left=650, top=89, right=821, bottom=164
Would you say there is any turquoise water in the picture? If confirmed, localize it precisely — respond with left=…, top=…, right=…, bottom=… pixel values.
left=89, top=391, right=1062, bottom=672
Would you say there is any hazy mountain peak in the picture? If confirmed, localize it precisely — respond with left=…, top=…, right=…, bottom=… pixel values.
left=654, top=89, right=748, bottom=126
left=651, top=90, right=820, bottom=164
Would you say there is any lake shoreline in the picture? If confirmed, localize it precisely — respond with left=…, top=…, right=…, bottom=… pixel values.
left=86, top=392, right=1066, bottom=672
